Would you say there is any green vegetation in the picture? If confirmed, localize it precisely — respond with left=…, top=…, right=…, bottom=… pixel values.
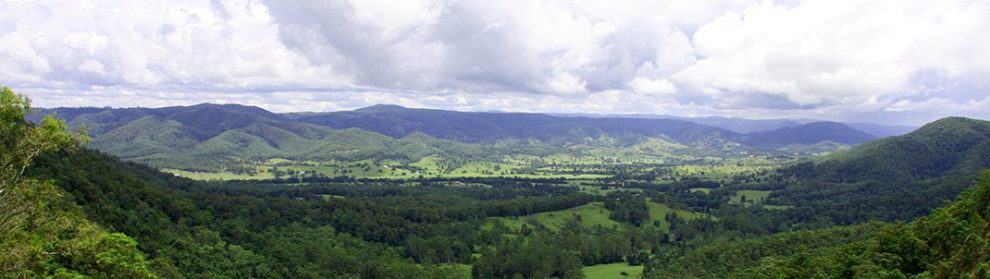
left=38, top=104, right=859, bottom=179
left=162, top=168, right=275, bottom=180
left=12, top=87, right=990, bottom=279
left=483, top=202, right=623, bottom=232
left=645, top=171, right=990, bottom=278
left=642, top=222, right=888, bottom=278
left=1, top=86, right=154, bottom=277
left=582, top=263, right=644, bottom=279
left=728, top=190, right=772, bottom=205
left=774, top=116, right=990, bottom=224
left=646, top=201, right=704, bottom=230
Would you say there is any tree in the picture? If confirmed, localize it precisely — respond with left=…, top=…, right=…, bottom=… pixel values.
left=0, top=86, right=84, bottom=238
left=0, top=86, right=154, bottom=277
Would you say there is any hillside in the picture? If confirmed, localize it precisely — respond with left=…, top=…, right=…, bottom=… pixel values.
left=39, top=104, right=491, bottom=171
left=645, top=171, right=990, bottom=278
left=797, top=117, right=990, bottom=182
left=772, top=117, right=990, bottom=223
left=1, top=87, right=155, bottom=277
left=25, top=143, right=467, bottom=278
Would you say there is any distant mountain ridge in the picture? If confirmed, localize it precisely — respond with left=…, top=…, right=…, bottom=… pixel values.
left=34, top=104, right=882, bottom=171
left=741, top=121, right=876, bottom=145
left=551, top=112, right=915, bottom=137
left=285, top=104, right=876, bottom=147
left=289, top=106, right=736, bottom=146
left=34, top=104, right=490, bottom=171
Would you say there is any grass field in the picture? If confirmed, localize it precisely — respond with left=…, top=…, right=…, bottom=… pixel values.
left=688, top=188, right=712, bottom=194
left=483, top=200, right=703, bottom=233
left=162, top=151, right=792, bottom=182
left=728, top=190, right=773, bottom=205
left=582, top=263, right=644, bottom=278
left=161, top=168, right=274, bottom=181
left=483, top=202, right=622, bottom=232
left=646, top=201, right=704, bottom=230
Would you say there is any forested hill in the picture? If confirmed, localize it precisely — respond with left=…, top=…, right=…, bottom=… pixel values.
left=34, top=104, right=490, bottom=170
left=644, top=171, right=990, bottom=278
left=791, top=116, right=990, bottom=183
left=771, top=116, right=990, bottom=223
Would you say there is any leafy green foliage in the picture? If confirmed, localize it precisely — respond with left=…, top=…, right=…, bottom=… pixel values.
left=641, top=222, right=887, bottom=278
left=604, top=192, right=650, bottom=226
left=0, top=179, right=157, bottom=278
left=472, top=236, right=584, bottom=279
left=0, top=86, right=152, bottom=278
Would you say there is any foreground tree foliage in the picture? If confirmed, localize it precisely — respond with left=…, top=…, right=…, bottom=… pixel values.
left=0, top=86, right=155, bottom=277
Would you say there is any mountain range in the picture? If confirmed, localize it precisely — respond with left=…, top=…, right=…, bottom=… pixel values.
left=31, top=104, right=885, bottom=171
left=551, top=112, right=915, bottom=136
left=287, top=104, right=877, bottom=146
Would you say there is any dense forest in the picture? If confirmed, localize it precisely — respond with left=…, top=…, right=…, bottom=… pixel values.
left=644, top=172, right=990, bottom=278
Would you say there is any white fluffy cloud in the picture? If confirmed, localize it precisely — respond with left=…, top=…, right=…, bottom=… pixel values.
left=0, top=0, right=345, bottom=91
left=2, top=0, right=989, bottom=125
left=675, top=0, right=990, bottom=109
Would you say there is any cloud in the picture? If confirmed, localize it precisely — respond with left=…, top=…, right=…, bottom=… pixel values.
left=1, top=0, right=988, bottom=126
left=0, top=0, right=346, bottom=91
left=674, top=0, right=990, bottom=109
left=629, top=77, right=677, bottom=96
left=260, top=0, right=737, bottom=94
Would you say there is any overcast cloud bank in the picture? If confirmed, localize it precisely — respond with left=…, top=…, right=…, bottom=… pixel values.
left=1, top=0, right=988, bottom=125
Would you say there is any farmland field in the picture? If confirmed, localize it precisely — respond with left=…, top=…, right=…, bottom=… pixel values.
left=582, top=263, right=644, bottom=278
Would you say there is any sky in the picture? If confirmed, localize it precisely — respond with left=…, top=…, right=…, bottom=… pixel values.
left=1, top=0, right=988, bottom=125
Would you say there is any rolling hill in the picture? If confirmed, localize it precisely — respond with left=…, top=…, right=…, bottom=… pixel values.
left=37, top=104, right=491, bottom=171
left=773, top=116, right=990, bottom=223
left=35, top=104, right=880, bottom=172
left=797, top=117, right=990, bottom=183
left=552, top=113, right=915, bottom=137
left=288, top=104, right=739, bottom=146
left=288, top=104, right=876, bottom=147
